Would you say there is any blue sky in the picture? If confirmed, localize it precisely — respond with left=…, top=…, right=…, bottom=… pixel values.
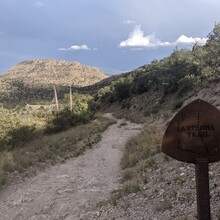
left=0, top=0, right=220, bottom=75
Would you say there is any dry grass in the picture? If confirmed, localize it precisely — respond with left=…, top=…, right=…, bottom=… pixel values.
left=156, top=198, right=173, bottom=211
left=121, top=126, right=162, bottom=169
left=109, top=125, right=163, bottom=204
left=0, top=115, right=115, bottom=188
left=103, top=103, right=147, bottom=124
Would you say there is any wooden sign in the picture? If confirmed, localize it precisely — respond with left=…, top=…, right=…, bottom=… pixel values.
left=161, top=99, right=220, bottom=220
left=162, top=99, right=220, bottom=163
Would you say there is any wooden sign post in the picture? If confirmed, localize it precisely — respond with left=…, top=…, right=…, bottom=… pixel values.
left=161, top=99, right=220, bottom=220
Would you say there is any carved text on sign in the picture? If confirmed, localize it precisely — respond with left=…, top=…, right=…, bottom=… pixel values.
left=178, top=124, right=214, bottom=138
left=161, top=99, right=220, bottom=163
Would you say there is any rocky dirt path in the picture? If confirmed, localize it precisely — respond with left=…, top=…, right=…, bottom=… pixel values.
left=0, top=115, right=143, bottom=220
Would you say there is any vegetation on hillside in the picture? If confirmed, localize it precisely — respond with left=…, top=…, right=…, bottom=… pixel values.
left=96, top=23, right=220, bottom=110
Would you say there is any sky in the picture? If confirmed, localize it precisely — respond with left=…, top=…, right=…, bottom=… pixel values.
left=0, top=0, right=220, bottom=75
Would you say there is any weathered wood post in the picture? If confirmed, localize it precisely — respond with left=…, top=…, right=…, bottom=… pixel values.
left=195, top=158, right=211, bottom=219
left=161, top=99, right=220, bottom=220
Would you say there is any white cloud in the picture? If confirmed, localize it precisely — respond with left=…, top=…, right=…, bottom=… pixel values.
left=123, top=20, right=136, bottom=25
left=119, top=25, right=171, bottom=48
left=119, top=25, right=208, bottom=49
left=59, top=44, right=96, bottom=51
left=34, top=1, right=44, bottom=7
left=175, top=35, right=208, bottom=45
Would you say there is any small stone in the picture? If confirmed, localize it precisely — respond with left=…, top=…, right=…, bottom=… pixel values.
left=96, top=211, right=101, bottom=217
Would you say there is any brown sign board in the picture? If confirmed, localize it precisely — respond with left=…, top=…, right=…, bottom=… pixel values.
left=162, top=99, right=220, bottom=163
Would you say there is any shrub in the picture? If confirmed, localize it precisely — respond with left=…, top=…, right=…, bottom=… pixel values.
left=44, top=92, right=96, bottom=134
left=7, top=125, right=39, bottom=149
left=121, top=99, right=131, bottom=109
left=122, top=180, right=140, bottom=194
left=151, top=105, right=160, bottom=114
left=163, top=78, right=178, bottom=95
left=176, top=74, right=200, bottom=97
left=44, top=109, right=93, bottom=134
left=172, top=99, right=183, bottom=111
left=131, top=76, right=149, bottom=94
left=64, top=93, right=93, bottom=114
left=95, top=86, right=114, bottom=102
left=0, top=108, right=36, bottom=150
left=113, top=78, right=133, bottom=101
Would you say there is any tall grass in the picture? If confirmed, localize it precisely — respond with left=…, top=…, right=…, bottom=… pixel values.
left=121, top=126, right=162, bottom=169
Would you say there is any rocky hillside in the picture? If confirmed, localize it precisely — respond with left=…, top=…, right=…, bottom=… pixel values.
left=0, top=59, right=107, bottom=105
left=1, top=59, right=107, bottom=87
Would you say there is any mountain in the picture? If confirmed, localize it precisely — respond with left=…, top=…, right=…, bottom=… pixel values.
left=1, top=59, right=107, bottom=87
left=0, top=59, right=107, bottom=105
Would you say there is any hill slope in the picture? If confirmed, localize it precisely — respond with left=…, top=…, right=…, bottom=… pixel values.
left=1, top=59, right=107, bottom=87
left=0, top=59, right=107, bottom=105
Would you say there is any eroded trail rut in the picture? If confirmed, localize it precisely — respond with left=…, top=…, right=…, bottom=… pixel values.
left=0, top=117, right=142, bottom=220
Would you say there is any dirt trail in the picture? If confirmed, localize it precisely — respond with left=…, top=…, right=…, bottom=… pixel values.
left=0, top=115, right=143, bottom=220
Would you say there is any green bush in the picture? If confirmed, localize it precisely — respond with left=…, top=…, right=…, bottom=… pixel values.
left=163, top=78, right=179, bottom=95
left=176, top=74, right=200, bottom=97
left=64, top=93, right=93, bottom=113
left=7, top=125, right=39, bottom=149
left=172, top=99, right=183, bottom=111
left=113, top=78, right=133, bottom=101
left=0, top=108, right=44, bottom=151
left=44, top=92, right=95, bottom=134
left=44, top=109, right=93, bottom=134
left=131, top=76, right=149, bottom=94
left=121, top=99, right=131, bottom=109
left=95, top=86, right=114, bottom=102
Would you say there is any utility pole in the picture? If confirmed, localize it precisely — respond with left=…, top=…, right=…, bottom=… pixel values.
left=70, top=84, right=73, bottom=111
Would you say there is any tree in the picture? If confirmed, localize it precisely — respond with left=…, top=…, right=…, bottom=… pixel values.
left=113, top=78, right=133, bottom=101
left=202, top=22, right=220, bottom=79
left=69, top=84, right=73, bottom=112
